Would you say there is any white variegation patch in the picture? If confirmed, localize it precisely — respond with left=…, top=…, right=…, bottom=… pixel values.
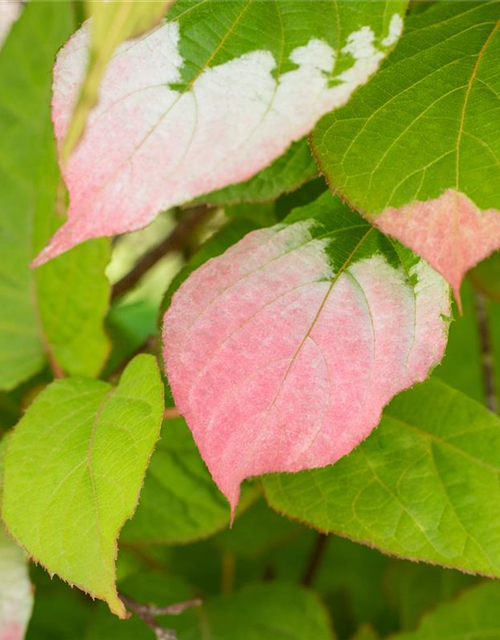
left=0, top=0, right=23, bottom=49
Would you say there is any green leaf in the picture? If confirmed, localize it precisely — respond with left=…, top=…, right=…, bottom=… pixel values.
left=470, top=251, right=500, bottom=301
left=62, top=0, right=173, bottom=161
left=263, top=378, right=500, bottom=577
left=314, top=0, right=500, bottom=214
left=122, top=418, right=259, bottom=545
left=434, top=278, right=500, bottom=409
left=194, top=139, right=317, bottom=206
left=0, top=1, right=110, bottom=390
left=388, top=582, right=500, bottom=640
left=175, top=583, right=335, bottom=640
left=1, top=355, right=164, bottom=618
left=312, top=1, right=500, bottom=298
left=385, top=562, right=476, bottom=631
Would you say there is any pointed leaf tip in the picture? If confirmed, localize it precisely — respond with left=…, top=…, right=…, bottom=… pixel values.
left=375, top=189, right=500, bottom=306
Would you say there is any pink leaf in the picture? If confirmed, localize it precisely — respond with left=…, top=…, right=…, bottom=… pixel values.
left=33, top=8, right=404, bottom=266
left=162, top=196, right=450, bottom=512
left=375, top=189, right=500, bottom=308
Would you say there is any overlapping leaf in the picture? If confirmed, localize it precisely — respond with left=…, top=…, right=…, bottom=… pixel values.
left=35, top=0, right=407, bottom=265
left=1, top=355, right=164, bottom=618
left=0, top=1, right=110, bottom=390
left=313, top=1, right=500, bottom=300
left=263, top=379, right=500, bottom=577
left=163, top=192, right=450, bottom=511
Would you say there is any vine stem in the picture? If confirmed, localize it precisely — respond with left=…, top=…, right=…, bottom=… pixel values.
left=119, top=593, right=202, bottom=640
left=111, top=205, right=215, bottom=302
left=473, top=289, right=498, bottom=413
left=302, top=533, right=329, bottom=587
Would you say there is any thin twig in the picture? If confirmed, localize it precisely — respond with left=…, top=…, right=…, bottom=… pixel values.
left=119, top=593, right=201, bottom=640
left=112, top=205, right=215, bottom=302
left=302, top=533, right=328, bottom=587
left=473, top=289, right=498, bottom=413
left=164, top=406, right=181, bottom=419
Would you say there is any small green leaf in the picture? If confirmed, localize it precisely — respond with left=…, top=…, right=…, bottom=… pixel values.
left=389, top=582, right=500, bottom=640
left=263, top=379, right=500, bottom=577
left=1, top=355, right=164, bottom=617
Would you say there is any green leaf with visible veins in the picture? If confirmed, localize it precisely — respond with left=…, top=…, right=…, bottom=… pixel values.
left=1, top=355, right=164, bottom=618
left=263, top=378, right=500, bottom=577
left=0, top=1, right=111, bottom=390
left=312, top=1, right=500, bottom=299
left=388, top=582, right=500, bottom=640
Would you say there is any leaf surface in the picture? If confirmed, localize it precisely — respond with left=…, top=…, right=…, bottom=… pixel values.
left=175, top=583, right=335, bottom=640
left=1, top=355, right=164, bottom=618
left=62, top=0, right=173, bottom=160
left=263, top=379, right=500, bottom=576
left=194, top=138, right=317, bottom=206
left=35, top=0, right=407, bottom=264
left=163, top=192, right=450, bottom=511
left=0, top=1, right=110, bottom=390
left=312, top=1, right=500, bottom=300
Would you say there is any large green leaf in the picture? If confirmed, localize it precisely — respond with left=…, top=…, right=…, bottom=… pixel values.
left=1, top=355, right=164, bottom=618
left=263, top=378, right=500, bottom=576
left=388, top=582, right=500, bottom=639
left=312, top=1, right=500, bottom=298
left=0, top=1, right=110, bottom=390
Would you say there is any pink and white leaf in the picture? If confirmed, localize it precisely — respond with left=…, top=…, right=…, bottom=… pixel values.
left=34, top=12, right=404, bottom=265
left=163, top=210, right=450, bottom=511
left=375, top=189, right=500, bottom=307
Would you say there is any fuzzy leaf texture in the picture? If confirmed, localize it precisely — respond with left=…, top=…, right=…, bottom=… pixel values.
left=0, top=439, right=33, bottom=640
left=1, top=355, right=164, bottom=618
left=312, top=1, right=500, bottom=302
left=34, top=0, right=407, bottom=265
left=163, top=192, right=451, bottom=512
left=263, top=379, right=500, bottom=577
left=0, top=1, right=110, bottom=390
